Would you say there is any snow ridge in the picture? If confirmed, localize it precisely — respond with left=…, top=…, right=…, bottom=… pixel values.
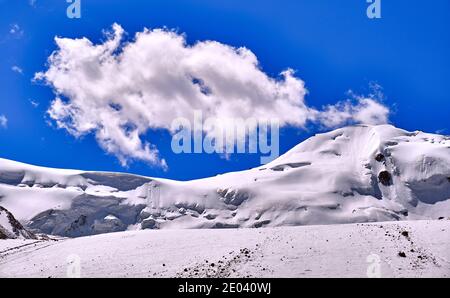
left=0, top=124, right=449, bottom=237
left=0, top=206, right=36, bottom=239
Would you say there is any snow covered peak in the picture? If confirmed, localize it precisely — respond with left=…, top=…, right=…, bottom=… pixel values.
left=0, top=124, right=449, bottom=237
left=0, top=206, right=37, bottom=239
left=267, top=124, right=409, bottom=166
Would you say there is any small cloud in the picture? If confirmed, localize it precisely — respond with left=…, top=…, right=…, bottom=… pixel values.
left=9, top=24, right=24, bottom=38
left=12, top=65, right=23, bottom=74
left=30, top=99, right=39, bottom=108
left=29, top=0, right=37, bottom=7
left=0, top=115, right=8, bottom=128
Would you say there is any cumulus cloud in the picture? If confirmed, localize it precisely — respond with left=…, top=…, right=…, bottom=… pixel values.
left=318, top=97, right=389, bottom=128
left=0, top=115, right=8, bottom=128
left=35, top=24, right=390, bottom=167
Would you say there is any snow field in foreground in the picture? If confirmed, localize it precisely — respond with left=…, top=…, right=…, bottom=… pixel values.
left=0, top=220, right=449, bottom=278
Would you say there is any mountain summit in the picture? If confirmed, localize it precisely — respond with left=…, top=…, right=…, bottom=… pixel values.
left=1, top=124, right=449, bottom=237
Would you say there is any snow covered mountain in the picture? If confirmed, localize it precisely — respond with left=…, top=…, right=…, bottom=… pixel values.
left=0, top=206, right=36, bottom=239
left=0, top=124, right=449, bottom=237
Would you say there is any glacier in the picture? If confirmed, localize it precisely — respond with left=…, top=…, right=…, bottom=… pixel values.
left=0, top=124, right=449, bottom=237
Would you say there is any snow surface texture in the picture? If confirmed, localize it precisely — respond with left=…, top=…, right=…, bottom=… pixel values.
left=0, top=124, right=449, bottom=237
left=0, top=220, right=448, bottom=277
left=0, top=207, right=36, bottom=240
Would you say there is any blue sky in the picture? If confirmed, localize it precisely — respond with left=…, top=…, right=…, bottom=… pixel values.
left=0, top=0, right=449, bottom=180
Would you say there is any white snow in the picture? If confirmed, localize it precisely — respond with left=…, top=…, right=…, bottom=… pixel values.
left=0, top=124, right=449, bottom=237
left=104, top=215, right=119, bottom=221
left=0, top=220, right=448, bottom=278
left=0, top=212, right=10, bottom=235
left=0, top=211, right=17, bottom=239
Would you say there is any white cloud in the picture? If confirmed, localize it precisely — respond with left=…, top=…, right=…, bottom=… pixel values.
left=318, top=97, right=389, bottom=128
left=29, top=0, right=37, bottom=7
left=353, top=98, right=390, bottom=125
left=11, top=65, right=23, bottom=74
left=9, top=24, right=24, bottom=38
left=30, top=99, right=39, bottom=108
left=36, top=24, right=390, bottom=167
left=0, top=115, right=8, bottom=128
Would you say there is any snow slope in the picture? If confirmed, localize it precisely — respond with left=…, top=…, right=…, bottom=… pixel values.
left=0, top=206, right=36, bottom=240
left=0, top=220, right=449, bottom=278
left=0, top=124, right=449, bottom=237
